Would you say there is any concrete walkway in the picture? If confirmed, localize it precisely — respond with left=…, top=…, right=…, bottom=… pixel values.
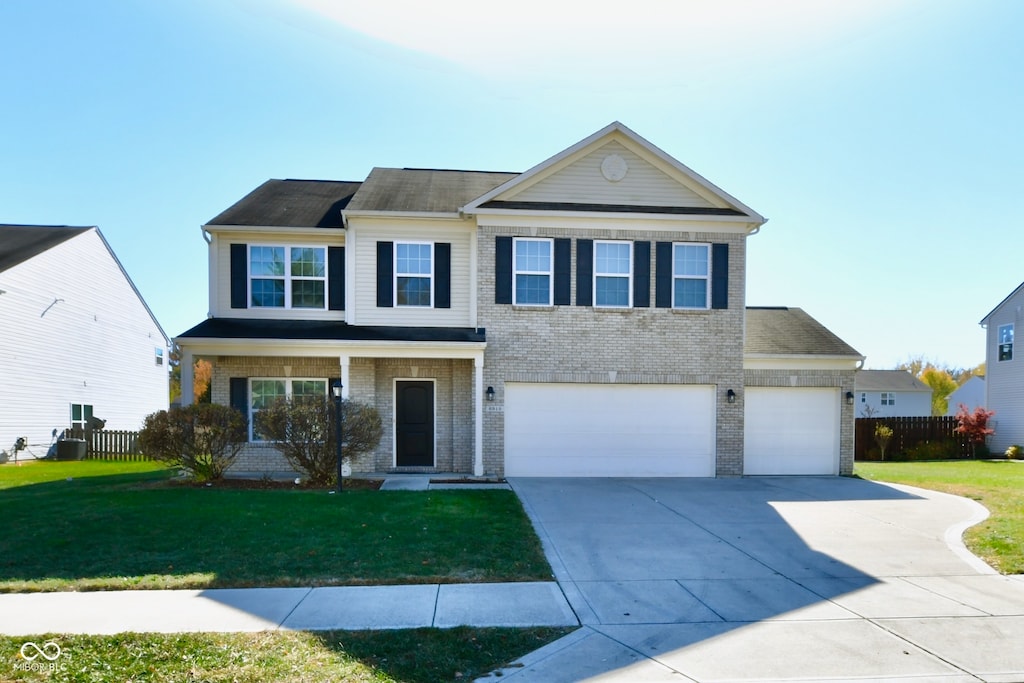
left=478, top=477, right=1024, bottom=682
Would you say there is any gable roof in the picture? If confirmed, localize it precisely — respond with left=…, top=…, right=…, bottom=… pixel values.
left=744, top=307, right=862, bottom=358
left=980, top=280, right=1024, bottom=325
left=463, top=121, right=766, bottom=222
left=206, top=179, right=362, bottom=228
left=345, top=168, right=517, bottom=214
left=0, top=224, right=91, bottom=273
left=855, top=370, right=931, bottom=392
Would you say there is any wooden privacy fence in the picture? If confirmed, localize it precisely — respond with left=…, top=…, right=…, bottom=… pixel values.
left=855, top=416, right=971, bottom=460
left=65, top=427, right=147, bottom=461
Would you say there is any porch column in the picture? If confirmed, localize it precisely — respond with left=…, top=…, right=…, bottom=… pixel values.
left=474, top=355, right=484, bottom=476
left=180, top=347, right=194, bottom=406
left=339, top=355, right=350, bottom=399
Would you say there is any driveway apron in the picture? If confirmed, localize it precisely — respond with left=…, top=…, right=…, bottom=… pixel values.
left=484, top=477, right=1024, bottom=682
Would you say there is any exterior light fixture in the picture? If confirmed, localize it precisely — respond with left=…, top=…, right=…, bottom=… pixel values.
left=845, top=391, right=855, bottom=405
left=333, top=383, right=344, bottom=493
left=726, top=389, right=736, bottom=404
left=486, top=386, right=495, bottom=402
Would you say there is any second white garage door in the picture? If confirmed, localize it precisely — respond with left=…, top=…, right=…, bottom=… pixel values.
left=504, top=383, right=716, bottom=477
left=744, top=387, right=840, bottom=475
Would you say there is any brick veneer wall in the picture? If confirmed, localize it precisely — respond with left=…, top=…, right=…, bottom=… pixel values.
left=477, top=225, right=748, bottom=476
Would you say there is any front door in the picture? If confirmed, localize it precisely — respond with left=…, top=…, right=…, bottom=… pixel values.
left=396, top=380, right=434, bottom=466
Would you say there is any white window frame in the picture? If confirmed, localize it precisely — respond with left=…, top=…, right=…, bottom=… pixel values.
left=248, top=244, right=328, bottom=310
left=999, top=323, right=1014, bottom=362
left=394, top=241, right=434, bottom=308
left=249, top=377, right=329, bottom=442
left=880, top=392, right=896, bottom=406
left=672, top=242, right=711, bottom=310
left=593, top=240, right=632, bottom=308
left=513, top=237, right=553, bottom=306
left=70, top=403, right=94, bottom=431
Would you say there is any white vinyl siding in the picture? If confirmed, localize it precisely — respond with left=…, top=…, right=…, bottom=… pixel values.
left=506, top=140, right=719, bottom=208
left=0, top=228, right=168, bottom=451
left=348, top=218, right=474, bottom=327
left=504, top=383, right=716, bottom=477
left=985, top=295, right=1024, bottom=453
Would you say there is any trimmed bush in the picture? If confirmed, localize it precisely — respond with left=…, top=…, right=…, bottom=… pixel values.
left=138, top=404, right=247, bottom=481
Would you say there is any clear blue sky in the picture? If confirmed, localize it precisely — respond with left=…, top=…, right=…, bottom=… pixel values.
left=2, top=0, right=1020, bottom=371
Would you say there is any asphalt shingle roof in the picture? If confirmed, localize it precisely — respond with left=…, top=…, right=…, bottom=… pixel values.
left=346, top=168, right=518, bottom=213
left=744, top=307, right=862, bottom=358
left=177, top=318, right=485, bottom=344
left=206, top=180, right=362, bottom=228
left=0, top=224, right=91, bottom=273
left=854, top=369, right=931, bottom=392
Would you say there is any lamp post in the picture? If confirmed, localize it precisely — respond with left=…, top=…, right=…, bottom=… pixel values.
left=332, top=383, right=344, bottom=493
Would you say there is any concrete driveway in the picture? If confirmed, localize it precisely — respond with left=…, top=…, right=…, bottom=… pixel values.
left=482, top=477, right=1024, bottom=682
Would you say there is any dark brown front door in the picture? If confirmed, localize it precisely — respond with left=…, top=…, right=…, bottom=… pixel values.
left=396, top=381, right=434, bottom=466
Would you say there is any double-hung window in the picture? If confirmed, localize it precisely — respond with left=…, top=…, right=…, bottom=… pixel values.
left=594, top=241, right=632, bottom=307
left=250, top=245, right=326, bottom=309
left=513, top=238, right=553, bottom=305
left=673, top=243, right=710, bottom=309
left=999, top=324, right=1014, bottom=361
left=395, top=242, right=433, bottom=307
left=70, top=403, right=93, bottom=431
left=880, top=392, right=895, bottom=406
left=250, top=378, right=328, bottom=442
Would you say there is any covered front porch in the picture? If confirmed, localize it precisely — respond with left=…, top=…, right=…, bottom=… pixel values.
left=175, top=320, right=487, bottom=477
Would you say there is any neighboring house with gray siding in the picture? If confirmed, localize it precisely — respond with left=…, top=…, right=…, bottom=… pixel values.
left=177, top=122, right=863, bottom=477
left=945, top=376, right=985, bottom=417
left=0, top=225, right=169, bottom=458
left=854, top=370, right=932, bottom=418
left=981, top=283, right=1024, bottom=452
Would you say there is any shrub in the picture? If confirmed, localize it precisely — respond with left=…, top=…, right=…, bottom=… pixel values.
left=138, top=404, right=247, bottom=481
left=1006, top=445, right=1024, bottom=460
left=954, top=404, right=996, bottom=458
left=903, top=440, right=962, bottom=461
left=257, top=397, right=383, bottom=486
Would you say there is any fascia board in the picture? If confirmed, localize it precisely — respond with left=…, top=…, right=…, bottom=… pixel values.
left=342, top=211, right=463, bottom=221
left=744, top=354, right=865, bottom=371
left=175, top=337, right=486, bottom=359
left=203, top=224, right=345, bottom=238
left=474, top=211, right=760, bottom=234
left=979, top=280, right=1024, bottom=325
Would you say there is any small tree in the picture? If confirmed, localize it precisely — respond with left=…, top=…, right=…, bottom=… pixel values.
left=258, top=396, right=383, bottom=486
left=138, top=403, right=247, bottom=481
left=954, top=403, right=995, bottom=458
left=874, top=423, right=894, bottom=461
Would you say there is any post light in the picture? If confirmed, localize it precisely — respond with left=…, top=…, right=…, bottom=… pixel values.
left=726, top=389, right=736, bottom=404
left=333, top=383, right=344, bottom=493
left=486, top=386, right=495, bottom=402
left=845, top=391, right=855, bottom=405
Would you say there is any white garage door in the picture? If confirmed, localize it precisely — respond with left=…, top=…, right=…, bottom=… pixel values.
left=505, top=383, right=716, bottom=477
left=744, top=387, right=839, bottom=475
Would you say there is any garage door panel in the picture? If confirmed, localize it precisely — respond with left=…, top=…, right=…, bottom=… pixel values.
left=744, top=388, right=839, bottom=475
left=505, top=383, right=715, bottom=477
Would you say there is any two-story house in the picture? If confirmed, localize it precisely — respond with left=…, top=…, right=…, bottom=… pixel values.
left=177, top=123, right=863, bottom=478
left=981, top=282, right=1024, bottom=452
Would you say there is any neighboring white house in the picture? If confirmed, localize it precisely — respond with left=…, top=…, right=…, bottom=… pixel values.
left=981, top=282, right=1024, bottom=452
left=945, top=376, right=985, bottom=416
left=0, top=225, right=169, bottom=458
left=854, top=370, right=932, bottom=417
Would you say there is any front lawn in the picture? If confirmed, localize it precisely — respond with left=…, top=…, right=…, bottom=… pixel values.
left=1, top=628, right=572, bottom=682
left=0, top=461, right=553, bottom=592
left=855, top=460, right=1024, bottom=574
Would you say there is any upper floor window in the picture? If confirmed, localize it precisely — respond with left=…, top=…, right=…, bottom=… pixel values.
left=514, top=238, right=553, bottom=306
left=594, top=241, right=632, bottom=307
left=396, top=242, right=433, bottom=307
left=999, top=324, right=1014, bottom=361
left=250, top=378, right=327, bottom=441
left=155, top=347, right=164, bottom=366
left=880, top=392, right=895, bottom=406
left=250, top=245, right=326, bottom=309
left=673, top=243, right=710, bottom=309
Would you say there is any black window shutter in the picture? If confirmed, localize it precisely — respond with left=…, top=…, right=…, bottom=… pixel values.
left=376, top=241, right=393, bottom=308
left=711, top=243, right=729, bottom=310
left=633, top=241, right=651, bottom=308
left=328, top=246, right=345, bottom=311
left=229, top=378, right=248, bottom=420
left=655, top=242, right=672, bottom=308
left=494, top=236, right=512, bottom=304
left=553, top=238, right=571, bottom=306
left=435, top=242, right=451, bottom=309
left=576, top=239, right=593, bottom=306
left=230, top=244, right=247, bottom=309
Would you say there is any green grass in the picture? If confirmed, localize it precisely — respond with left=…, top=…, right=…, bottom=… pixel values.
left=0, top=461, right=553, bottom=592
left=0, top=628, right=573, bottom=682
left=855, top=460, right=1024, bottom=574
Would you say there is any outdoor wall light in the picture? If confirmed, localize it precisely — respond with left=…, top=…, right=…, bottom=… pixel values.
left=486, top=386, right=495, bottom=402
left=726, top=389, right=736, bottom=404
left=845, top=391, right=855, bottom=405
